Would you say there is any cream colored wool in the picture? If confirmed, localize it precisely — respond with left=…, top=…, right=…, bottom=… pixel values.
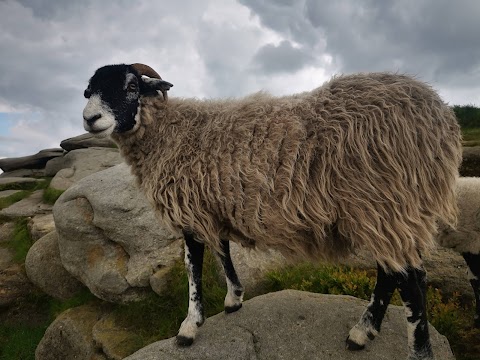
left=112, top=73, right=462, bottom=272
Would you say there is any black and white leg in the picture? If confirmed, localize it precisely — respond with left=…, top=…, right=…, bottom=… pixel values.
left=462, top=252, right=480, bottom=327
left=218, top=240, right=244, bottom=313
left=176, top=231, right=205, bottom=347
left=397, top=266, right=434, bottom=360
left=347, top=263, right=397, bottom=350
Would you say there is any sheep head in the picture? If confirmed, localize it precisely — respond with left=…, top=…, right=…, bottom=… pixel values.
left=82, top=63, right=173, bottom=137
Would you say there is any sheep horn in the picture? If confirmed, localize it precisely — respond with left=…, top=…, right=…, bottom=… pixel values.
left=130, top=63, right=169, bottom=101
left=131, top=63, right=162, bottom=79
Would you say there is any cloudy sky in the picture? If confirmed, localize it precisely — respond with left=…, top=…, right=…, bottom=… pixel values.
left=1, top=0, right=479, bottom=160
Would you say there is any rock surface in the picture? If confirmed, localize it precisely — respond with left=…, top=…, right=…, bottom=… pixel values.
left=0, top=190, right=52, bottom=217
left=0, top=264, right=35, bottom=307
left=60, top=133, right=116, bottom=151
left=28, top=213, right=56, bottom=242
left=48, top=147, right=123, bottom=190
left=0, top=189, right=22, bottom=199
left=0, top=168, right=45, bottom=178
left=125, top=290, right=454, bottom=360
left=0, top=177, right=40, bottom=186
left=25, top=231, right=85, bottom=300
left=0, top=148, right=64, bottom=172
left=35, top=305, right=106, bottom=360
left=54, top=163, right=180, bottom=302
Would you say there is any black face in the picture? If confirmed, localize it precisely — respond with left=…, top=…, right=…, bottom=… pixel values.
left=82, top=64, right=173, bottom=137
left=84, top=64, right=140, bottom=133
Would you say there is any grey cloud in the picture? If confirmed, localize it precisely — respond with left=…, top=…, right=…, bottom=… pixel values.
left=251, top=40, right=315, bottom=74
left=240, top=0, right=480, bottom=90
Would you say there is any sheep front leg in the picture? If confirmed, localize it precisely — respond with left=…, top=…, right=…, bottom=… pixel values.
left=218, top=240, right=244, bottom=313
left=176, top=231, right=205, bottom=347
left=347, top=263, right=397, bottom=350
left=462, top=252, right=480, bottom=327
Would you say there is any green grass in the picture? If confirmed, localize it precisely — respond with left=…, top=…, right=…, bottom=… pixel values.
left=0, top=324, right=48, bottom=360
left=0, top=180, right=46, bottom=192
left=0, top=191, right=30, bottom=210
left=6, top=218, right=34, bottom=263
left=0, top=289, right=97, bottom=360
left=41, top=187, right=64, bottom=205
left=462, top=127, right=480, bottom=147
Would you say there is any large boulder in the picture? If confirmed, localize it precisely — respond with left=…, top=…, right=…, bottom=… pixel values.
left=54, top=163, right=181, bottom=303
left=25, top=231, right=85, bottom=300
left=0, top=148, right=64, bottom=172
left=35, top=305, right=106, bottom=360
left=125, top=290, right=454, bottom=360
left=48, top=147, right=123, bottom=189
left=60, top=133, right=116, bottom=151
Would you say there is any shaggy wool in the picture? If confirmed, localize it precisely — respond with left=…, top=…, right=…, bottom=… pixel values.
left=113, top=73, right=462, bottom=272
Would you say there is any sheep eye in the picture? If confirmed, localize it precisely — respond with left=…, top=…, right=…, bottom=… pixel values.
left=127, top=83, right=137, bottom=92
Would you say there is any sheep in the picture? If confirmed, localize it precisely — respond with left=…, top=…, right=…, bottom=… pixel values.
left=82, top=63, right=462, bottom=360
left=438, top=177, right=480, bottom=328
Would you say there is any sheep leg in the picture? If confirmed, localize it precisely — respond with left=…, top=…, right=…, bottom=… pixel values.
left=218, top=240, right=244, bottom=313
left=176, top=231, right=205, bottom=347
left=398, top=266, right=434, bottom=360
left=346, top=263, right=397, bottom=350
left=462, top=252, right=480, bottom=327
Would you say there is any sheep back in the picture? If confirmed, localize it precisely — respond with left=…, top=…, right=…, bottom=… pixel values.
left=113, top=72, right=462, bottom=272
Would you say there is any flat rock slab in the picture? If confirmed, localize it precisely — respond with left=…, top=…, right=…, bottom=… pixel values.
left=0, top=190, right=22, bottom=199
left=0, top=148, right=64, bottom=172
left=125, top=290, right=454, bottom=360
left=60, top=133, right=116, bottom=151
left=0, top=177, right=39, bottom=186
left=0, top=190, right=52, bottom=217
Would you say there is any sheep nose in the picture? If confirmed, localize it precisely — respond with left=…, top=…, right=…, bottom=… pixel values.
left=84, top=113, right=102, bottom=126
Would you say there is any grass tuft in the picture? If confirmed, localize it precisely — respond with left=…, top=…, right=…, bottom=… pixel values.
left=42, top=187, right=64, bottom=205
left=0, top=191, right=30, bottom=210
left=7, top=218, right=34, bottom=263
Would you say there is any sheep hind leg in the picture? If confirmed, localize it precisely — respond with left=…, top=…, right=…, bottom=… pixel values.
left=398, top=266, right=434, bottom=360
left=176, top=231, right=205, bottom=347
left=218, top=240, right=244, bottom=313
left=346, top=263, right=397, bottom=351
left=462, top=252, right=480, bottom=328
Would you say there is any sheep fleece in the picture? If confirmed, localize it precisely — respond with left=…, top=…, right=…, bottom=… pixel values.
left=113, top=73, right=462, bottom=272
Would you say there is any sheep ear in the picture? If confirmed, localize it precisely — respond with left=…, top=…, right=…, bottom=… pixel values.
left=141, top=78, right=173, bottom=93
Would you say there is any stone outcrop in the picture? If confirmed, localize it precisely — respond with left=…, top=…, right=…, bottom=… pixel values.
left=53, top=163, right=181, bottom=303
left=28, top=213, right=55, bottom=242
left=25, top=231, right=85, bottom=300
left=48, top=147, right=123, bottom=190
left=0, top=148, right=64, bottom=172
left=35, top=305, right=106, bottom=360
left=125, top=290, right=454, bottom=360
left=0, top=190, right=52, bottom=217
left=60, top=133, right=116, bottom=152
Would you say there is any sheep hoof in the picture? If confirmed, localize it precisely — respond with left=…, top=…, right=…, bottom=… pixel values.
left=225, top=303, right=243, bottom=314
left=345, top=337, right=365, bottom=351
left=176, top=335, right=194, bottom=347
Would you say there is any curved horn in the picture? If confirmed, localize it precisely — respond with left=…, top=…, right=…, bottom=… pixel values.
left=130, top=63, right=169, bottom=101
left=131, top=63, right=162, bottom=79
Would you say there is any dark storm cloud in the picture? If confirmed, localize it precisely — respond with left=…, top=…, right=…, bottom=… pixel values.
left=252, top=40, right=315, bottom=74
left=240, top=0, right=480, bottom=88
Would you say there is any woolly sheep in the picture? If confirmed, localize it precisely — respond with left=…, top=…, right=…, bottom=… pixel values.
left=438, top=177, right=480, bottom=327
left=82, top=63, right=462, bottom=360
